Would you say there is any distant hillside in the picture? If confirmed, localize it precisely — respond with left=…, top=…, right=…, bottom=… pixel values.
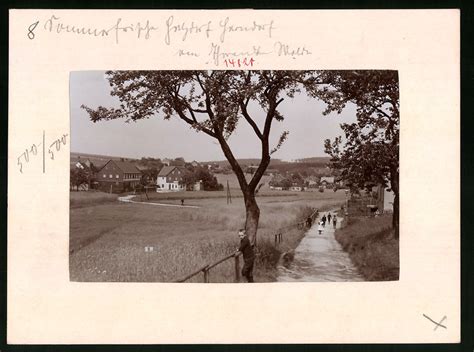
left=71, top=152, right=138, bottom=168
left=201, top=157, right=330, bottom=168
left=200, top=156, right=334, bottom=177
left=294, top=157, right=331, bottom=164
left=201, top=158, right=284, bottom=168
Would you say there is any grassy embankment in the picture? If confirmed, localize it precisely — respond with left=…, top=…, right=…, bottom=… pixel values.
left=70, top=189, right=345, bottom=282
left=335, top=215, right=399, bottom=281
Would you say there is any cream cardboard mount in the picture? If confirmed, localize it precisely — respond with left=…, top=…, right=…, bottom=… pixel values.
left=8, top=9, right=460, bottom=344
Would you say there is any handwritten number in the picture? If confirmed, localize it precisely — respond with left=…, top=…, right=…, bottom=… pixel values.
left=28, top=21, right=39, bottom=40
left=224, top=57, right=255, bottom=68
left=17, top=157, right=23, bottom=173
left=17, top=133, right=67, bottom=173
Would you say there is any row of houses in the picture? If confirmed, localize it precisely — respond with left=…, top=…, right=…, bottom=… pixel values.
left=72, top=156, right=340, bottom=194
left=72, top=157, right=190, bottom=193
left=268, top=175, right=340, bottom=192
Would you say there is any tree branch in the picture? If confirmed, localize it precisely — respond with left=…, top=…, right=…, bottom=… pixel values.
left=239, top=101, right=263, bottom=140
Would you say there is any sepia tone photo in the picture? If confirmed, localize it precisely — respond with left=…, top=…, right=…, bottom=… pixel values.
left=69, top=70, right=399, bottom=283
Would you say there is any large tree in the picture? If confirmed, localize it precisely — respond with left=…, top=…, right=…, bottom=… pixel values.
left=315, top=70, right=399, bottom=237
left=82, top=70, right=320, bottom=245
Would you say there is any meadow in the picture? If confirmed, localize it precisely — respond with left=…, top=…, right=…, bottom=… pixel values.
left=70, top=188, right=346, bottom=282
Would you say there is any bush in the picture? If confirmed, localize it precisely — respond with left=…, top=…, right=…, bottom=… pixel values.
left=255, top=237, right=281, bottom=268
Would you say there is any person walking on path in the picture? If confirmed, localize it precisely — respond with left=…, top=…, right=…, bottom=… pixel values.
left=321, top=214, right=327, bottom=226
left=318, top=221, right=324, bottom=235
left=327, top=213, right=332, bottom=223
left=332, top=216, right=337, bottom=229
left=236, top=229, right=255, bottom=283
left=306, top=216, right=312, bottom=228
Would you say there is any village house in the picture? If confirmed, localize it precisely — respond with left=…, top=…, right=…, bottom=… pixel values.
left=346, top=184, right=395, bottom=216
left=156, top=166, right=186, bottom=192
left=265, top=168, right=279, bottom=176
left=289, top=181, right=305, bottom=192
left=305, top=175, right=319, bottom=187
left=71, top=156, right=92, bottom=169
left=96, top=160, right=142, bottom=193
left=320, top=176, right=335, bottom=188
left=191, top=160, right=200, bottom=167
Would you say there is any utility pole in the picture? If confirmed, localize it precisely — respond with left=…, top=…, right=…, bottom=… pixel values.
left=226, top=180, right=232, bottom=204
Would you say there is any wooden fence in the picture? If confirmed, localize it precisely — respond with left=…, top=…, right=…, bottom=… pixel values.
left=174, top=208, right=320, bottom=283
left=174, top=252, right=241, bottom=283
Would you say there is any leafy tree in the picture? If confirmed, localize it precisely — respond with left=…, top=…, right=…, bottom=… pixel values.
left=316, top=70, right=399, bottom=237
left=82, top=70, right=321, bottom=245
left=70, top=167, right=89, bottom=191
left=181, top=166, right=223, bottom=191
left=140, top=167, right=159, bottom=185
left=181, top=168, right=199, bottom=189
left=171, top=157, right=186, bottom=166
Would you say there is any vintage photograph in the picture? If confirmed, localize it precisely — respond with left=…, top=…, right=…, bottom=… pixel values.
left=69, top=70, right=399, bottom=283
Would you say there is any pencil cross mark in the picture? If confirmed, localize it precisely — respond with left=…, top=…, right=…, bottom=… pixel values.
left=423, top=314, right=447, bottom=330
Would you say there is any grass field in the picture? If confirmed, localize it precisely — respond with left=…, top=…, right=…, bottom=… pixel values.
left=70, top=189, right=346, bottom=282
left=335, top=215, right=399, bottom=281
left=70, top=191, right=118, bottom=208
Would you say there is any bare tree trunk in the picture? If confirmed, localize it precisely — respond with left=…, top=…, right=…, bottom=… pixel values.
left=393, top=192, right=399, bottom=238
left=244, top=193, right=260, bottom=246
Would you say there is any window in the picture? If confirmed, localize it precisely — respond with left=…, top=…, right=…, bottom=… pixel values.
left=103, top=174, right=106, bottom=178
left=109, top=174, right=113, bottom=178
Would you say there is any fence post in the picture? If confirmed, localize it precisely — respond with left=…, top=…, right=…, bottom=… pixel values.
left=279, top=233, right=282, bottom=243
left=203, top=268, right=209, bottom=283
left=234, top=255, right=240, bottom=282
left=274, top=234, right=277, bottom=245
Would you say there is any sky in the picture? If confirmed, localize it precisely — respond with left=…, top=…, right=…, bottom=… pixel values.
left=70, top=71, right=357, bottom=162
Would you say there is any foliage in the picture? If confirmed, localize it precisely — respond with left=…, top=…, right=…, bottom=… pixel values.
left=70, top=167, right=89, bottom=190
left=181, top=166, right=223, bottom=191
left=139, top=167, right=159, bottom=185
left=314, top=70, right=399, bottom=235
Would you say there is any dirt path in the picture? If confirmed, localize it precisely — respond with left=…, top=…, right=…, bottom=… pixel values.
left=118, top=195, right=200, bottom=208
left=277, top=211, right=364, bottom=282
